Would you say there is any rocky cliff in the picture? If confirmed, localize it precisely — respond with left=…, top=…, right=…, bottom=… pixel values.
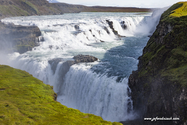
left=128, top=2, right=187, bottom=125
left=0, top=21, right=41, bottom=53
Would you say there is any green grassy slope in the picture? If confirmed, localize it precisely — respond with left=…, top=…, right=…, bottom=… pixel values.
left=139, top=2, right=187, bottom=87
left=0, top=65, right=121, bottom=125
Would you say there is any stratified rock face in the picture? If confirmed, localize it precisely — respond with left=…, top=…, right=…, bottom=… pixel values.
left=128, top=2, right=187, bottom=125
left=0, top=22, right=41, bottom=53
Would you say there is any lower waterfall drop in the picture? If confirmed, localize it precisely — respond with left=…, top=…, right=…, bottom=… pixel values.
left=57, top=64, right=133, bottom=122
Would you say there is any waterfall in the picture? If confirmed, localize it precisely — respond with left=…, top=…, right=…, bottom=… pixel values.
left=0, top=11, right=166, bottom=122
left=57, top=64, right=133, bottom=122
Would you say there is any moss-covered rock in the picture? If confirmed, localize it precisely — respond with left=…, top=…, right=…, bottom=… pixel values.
left=0, top=65, right=121, bottom=125
left=128, top=2, right=187, bottom=125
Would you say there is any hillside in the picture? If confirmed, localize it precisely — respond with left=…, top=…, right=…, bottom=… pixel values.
left=0, top=0, right=151, bottom=19
left=0, top=65, right=121, bottom=125
left=0, top=0, right=62, bottom=19
left=128, top=2, right=187, bottom=125
left=82, top=6, right=151, bottom=12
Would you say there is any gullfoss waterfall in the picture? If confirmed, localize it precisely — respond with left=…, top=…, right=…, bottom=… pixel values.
left=1, top=10, right=165, bottom=122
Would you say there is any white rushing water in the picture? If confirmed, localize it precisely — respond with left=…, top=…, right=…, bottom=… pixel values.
left=0, top=10, right=166, bottom=122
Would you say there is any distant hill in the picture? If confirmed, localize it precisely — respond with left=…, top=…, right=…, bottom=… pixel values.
left=0, top=0, right=151, bottom=19
left=0, top=0, right=62, bottom=18
left=82, top=6, right=151, bottom=12
left=47, top=0, right=59, bottom=3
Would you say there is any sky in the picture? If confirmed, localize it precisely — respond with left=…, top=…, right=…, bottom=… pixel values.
left=55, top=0, right=183, bottom=8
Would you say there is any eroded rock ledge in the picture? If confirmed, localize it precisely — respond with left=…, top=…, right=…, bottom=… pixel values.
left=0, top=22, right=41, bottom=53
left=48, top=55, right=98, bottom=94
left=49, top=55, right=98, bottom=75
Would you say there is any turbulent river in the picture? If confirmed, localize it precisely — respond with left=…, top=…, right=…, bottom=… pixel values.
left=0, top=10, right=165, bottom=122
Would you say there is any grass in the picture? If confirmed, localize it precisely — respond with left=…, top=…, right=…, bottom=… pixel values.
left=21, top=0, right=39, bottom=14
left=0, top=5, right=14, bottom=16
left=0, top=65, right=121, bottom=125
left=0, top=5, right=29, bottom=16
left=161, top=2, right=187, bottom=24
left=169, top=2, right=187, bottom=17
left=138, top=2, right=187, bottom=86
left=162, top=65, right=187, bottom=87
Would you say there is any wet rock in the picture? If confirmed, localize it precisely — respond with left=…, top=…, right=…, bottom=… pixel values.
left=49, top=55, right=98, bottom=94
left=48, top=58, right=63, bottom=74
left=120, top=21, right=127, bottom=30
left=74, top=25, right=80, bottom=30
left=104, top=27, right=110, bottom=34
left=49, top=55, right=98, bottom=74
left=0, top=22, right=41, bottom=53
left=73, top=55, right=98, bottom=63
left=106, top=20, right=119, bottom=35
left=39, top=36, right=45, bottom=42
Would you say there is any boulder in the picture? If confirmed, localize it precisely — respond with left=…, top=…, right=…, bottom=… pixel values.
left=73, top=55, right=98, bottom=63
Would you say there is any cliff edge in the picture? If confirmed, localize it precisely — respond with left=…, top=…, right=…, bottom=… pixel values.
left=0, top=65, right=121, bottom=125
left=128, top=2, right=187, bottom=125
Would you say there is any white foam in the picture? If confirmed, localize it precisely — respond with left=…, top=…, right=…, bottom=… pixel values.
left=57, top=64, right=133, bottom=122
left=0, top=11, right=165, bottom=122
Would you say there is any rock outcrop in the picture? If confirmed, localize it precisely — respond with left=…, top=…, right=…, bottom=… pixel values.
left=106, top=20, right=119, bottom=36
left=128, top=2, right=187, bottom=125
left=48, top=55, right=98, bottom=94
left=73, top=55, right=98, bottom=63
left=0, top=22, right=41, bottom=53
left=48, top=55, right=98, bottom=75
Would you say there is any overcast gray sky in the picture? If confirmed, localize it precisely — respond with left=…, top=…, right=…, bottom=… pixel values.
left=56, top=0, right=182, bottom=8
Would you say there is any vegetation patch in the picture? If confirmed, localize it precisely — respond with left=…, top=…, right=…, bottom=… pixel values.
left=162, top=65, right=187, bottom=87
left=161, top=2, right=187, bottom=24
left=21, top=0, right=39, bottom=14
left=0, top=65, right=121, bottom=125
left=137, top=2, right=187, bottom=87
